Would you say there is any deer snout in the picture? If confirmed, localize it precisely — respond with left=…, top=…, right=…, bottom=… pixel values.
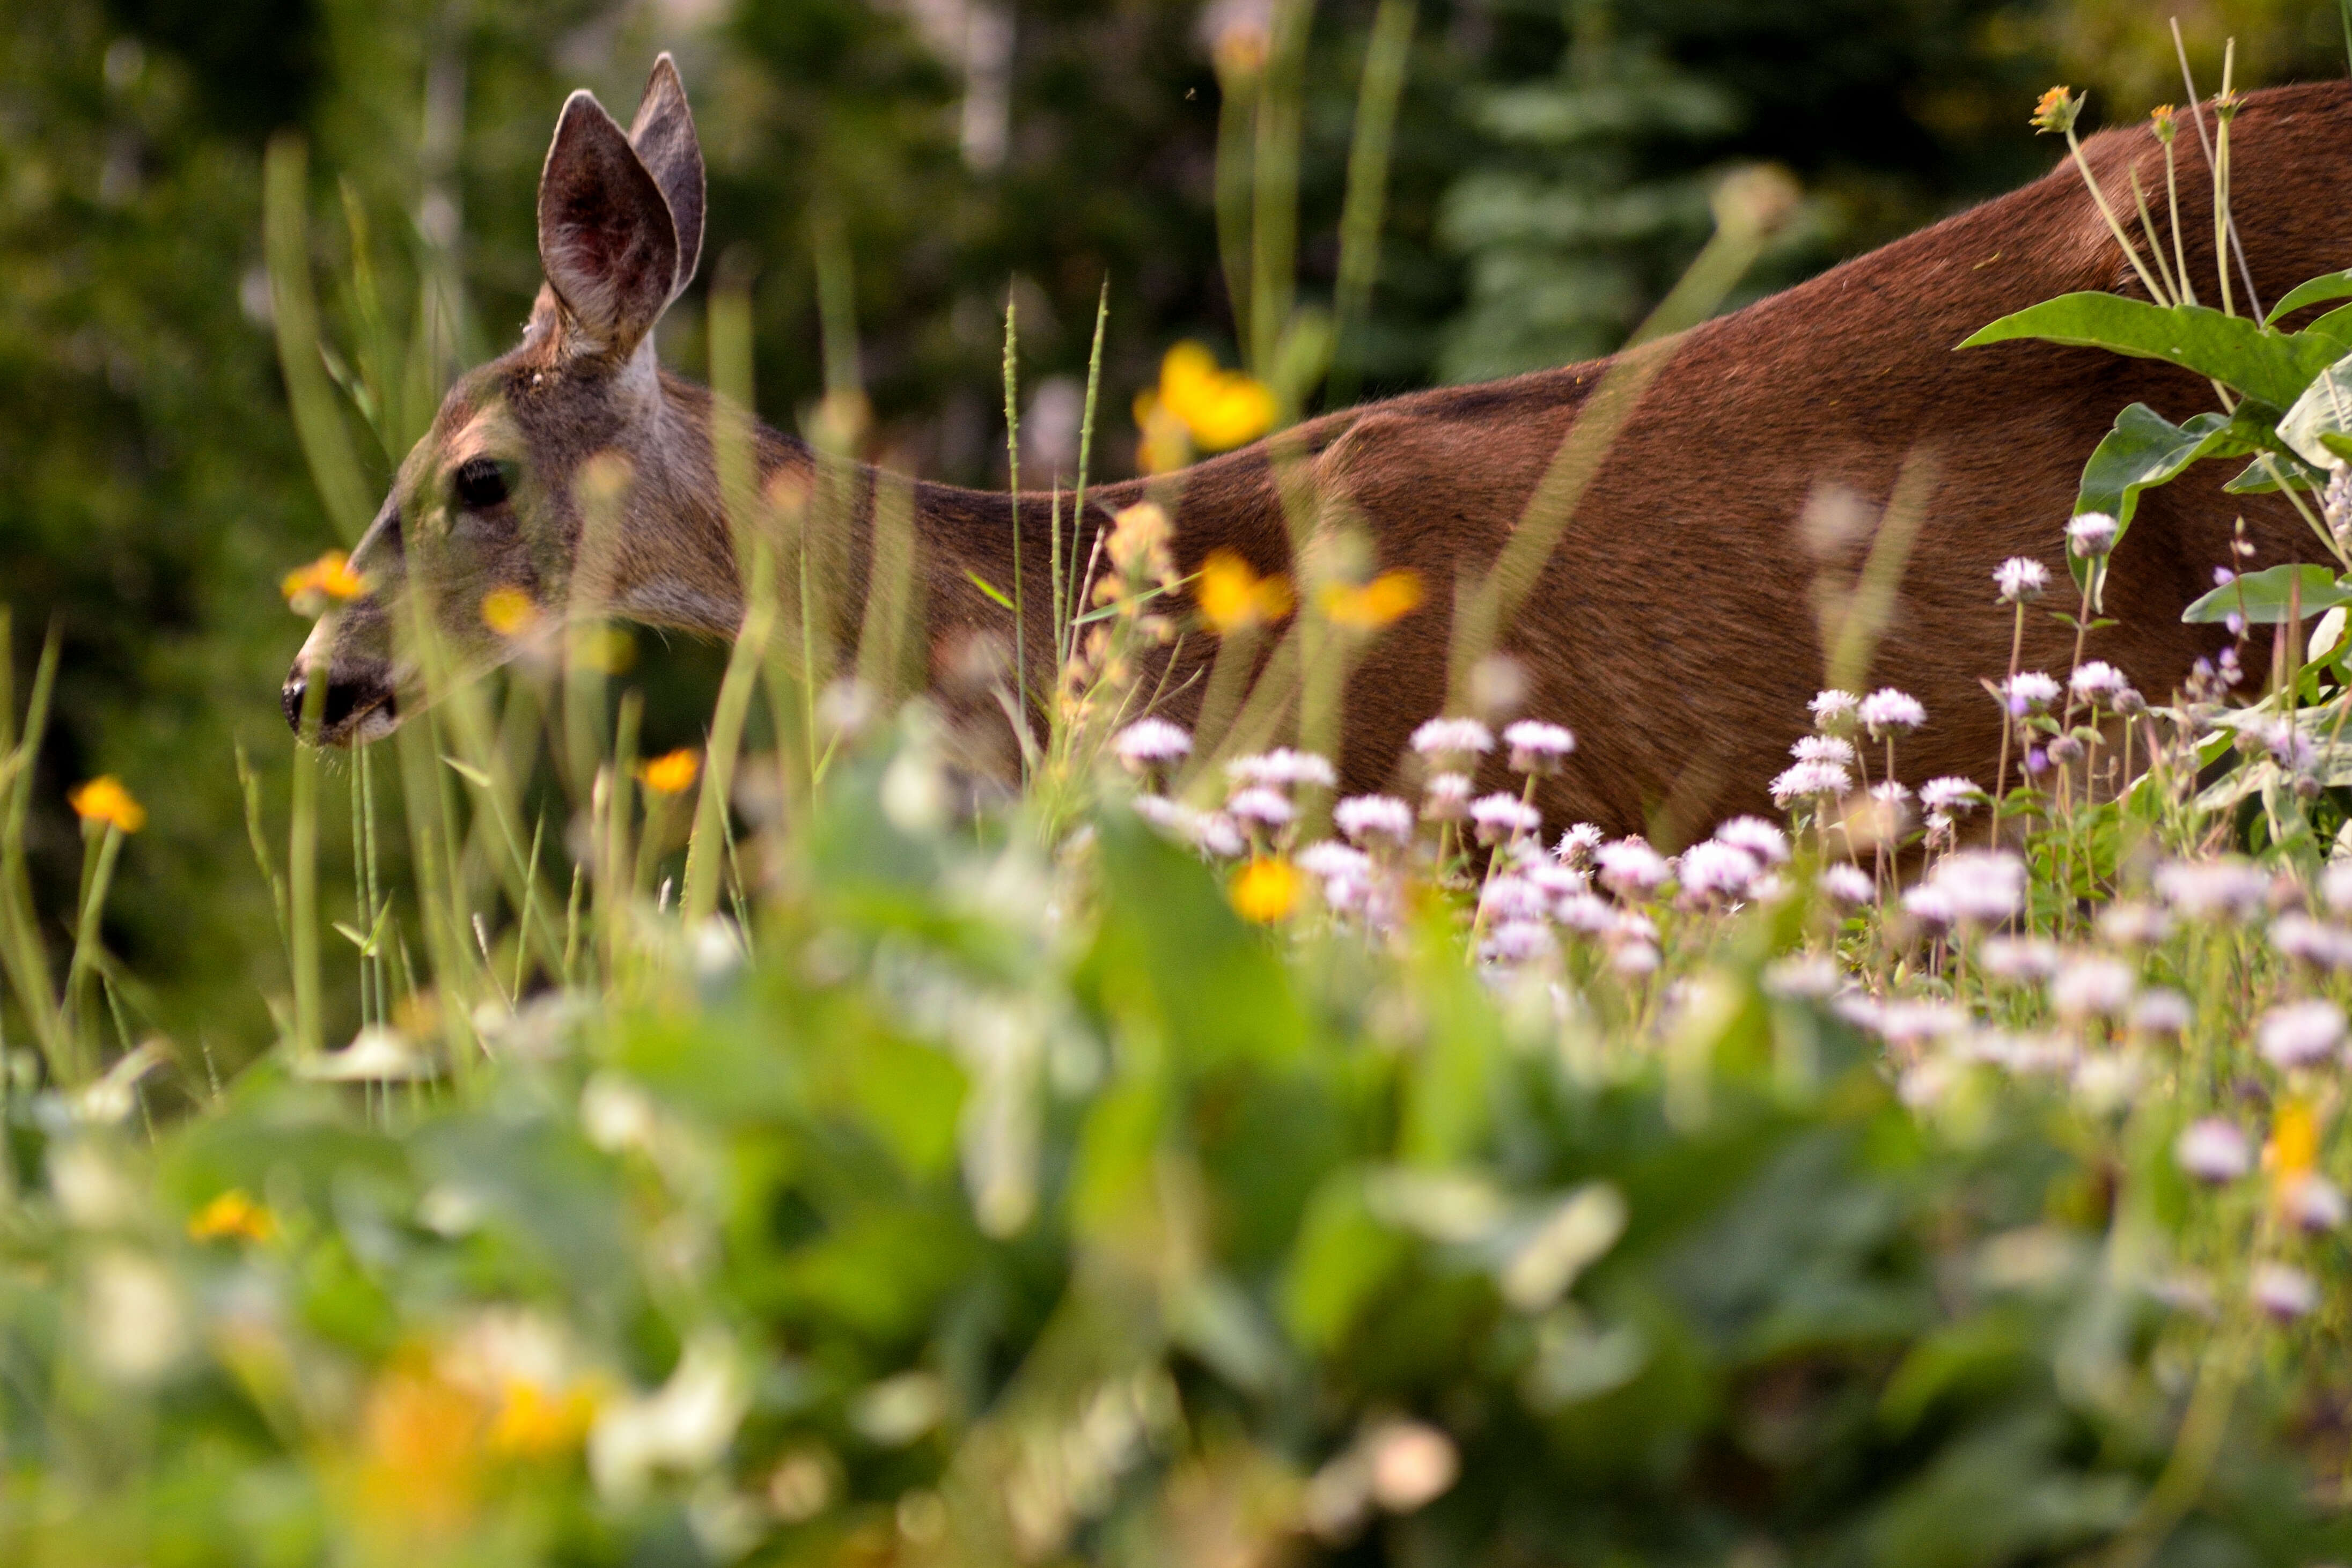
left=282, top=660, right=399, bottom=745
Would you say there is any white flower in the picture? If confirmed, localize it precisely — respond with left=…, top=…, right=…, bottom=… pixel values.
left=1226, top=786, right=1296, bottom=829
left=1919, top=777, right=1985, bottom=814
left=1298, top=841, right=1372, bottom=883
left=2321, top=860, right=2352, bottom=915
left=1610, top=941, right=1660, bottom=978
left=1335, top=794, right=1415, bottom=844
left=1770, top=760, right=1851, bottom=805
left=1422, top=772, right=1472, bottom=821
left=2285, top=1174, right=2348, bottom=1233
left=1228, top=747, right=1335, bottom=790
left=2258, top=998, right=2345, bottom=1069
left=1791, top=734, right=1856, bottom=765
left=1112, top=718, right=1192, bottom=770
left=1809, top=689, right=1860, bottom=729
left=1994, top=556, right=2049, bottom=603
left=1593, top=838, right=1671, bottom=899
left=590, top=1334, right=751, bottom=1504
left=1468, top=792, right=1542, bottom=843
left=1410, top=716, right=1494, bottom=760
left=2128, top=988, right=2192, bottom=1035
left=2251, top=1262, right=2321, bottom=1322
left=2048, top=956, right=2136, bottom=1019
left=2174, top=1118, right=2250, bottom=1182
left=2068, top=660, right=2129, bottom=702
left=2001, top=671, right=2061, bottom=713
left=2260, top=717, right=2317, bottom=772
left=1711, top=816, right=1789, bottom=865
left=2099, top=902, right=2173, bottom=946
left=1132, top=794, right=1197, bottom=841
left=1979, top=936, right=2058, bottom=980
left=1555, top=892, right=1616, bottom=934
left=1481, top=921, right=1555, bottom=965
left=2271, top=914, right=2352, bottom=970
left=1555, top=822, right=1605, bottom=866
left=1677, top=840, right=1759, bottom=905
left=2153, top=858, right=2269, bottom=920
left=1502, top=720, right=1576, bottom=773
left=1857, top=687, right=1925, bottom=735
left=1928, top=850, right=2027, bottom=926
left=1819, top=862, right=1875, bottom=907
left=1900, top=884, right=1954, bottom=927
left=1763, top=955, right=1843, bottom=999
left=2067, top=511, right=2120, bottom=557
left=1479, top=875, right=1550, bottom=923
left=1194, top=812, right=1247, bottom=859
left=1527, top=862, right=1586, bottom=900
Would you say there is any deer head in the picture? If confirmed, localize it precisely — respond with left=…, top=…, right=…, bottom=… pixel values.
left=283, top=54, right=726, bottom=743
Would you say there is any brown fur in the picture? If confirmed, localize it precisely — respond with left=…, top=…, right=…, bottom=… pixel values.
left=290, top=63, right=2352, bottom=837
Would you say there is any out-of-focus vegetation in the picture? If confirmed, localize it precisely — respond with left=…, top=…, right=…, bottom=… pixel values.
left=8, top=0, right=2347, bottom=1033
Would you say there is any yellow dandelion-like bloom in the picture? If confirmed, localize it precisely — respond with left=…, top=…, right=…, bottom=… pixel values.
left=1229, top=857, right=1301, bottom=923
left=2149, top=104, right=2177, bottom=144
left=2268, top=1099, right=2319, bottom=1187
left=1195, top=550, right=1295, bottom=636
left=480, top=586, right=539, bottom=638
left=488, top=1376, right=601, bottom=1458
left=636, top=748, right=701, bottom=796
left=188, top=1189, right=278, bottom=1244
left=1321, top=568, right=1425, bottom=631
left=1135, top=343, right=1275, bottom=474
left=281, top=550, right=366, bottom=611
left=2030, top=86, right=2078, bottom=135
left=69, top=776, right=146, bottom=834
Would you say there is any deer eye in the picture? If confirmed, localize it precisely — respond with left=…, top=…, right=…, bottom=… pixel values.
left=453, top=457, right=514, bottom=511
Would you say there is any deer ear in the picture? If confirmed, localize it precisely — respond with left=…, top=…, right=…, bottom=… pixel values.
left=536, top=89, right=680, bottom=360
left=628, top=54, right=705, bottom=300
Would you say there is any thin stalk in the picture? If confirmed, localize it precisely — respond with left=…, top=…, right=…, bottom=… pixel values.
left=1328, top=0, right=1416, bottom=407
left=289, top=641, right=329, bottom=1058
left=2061, top=124, right=2172, bottom=307
left=2127, top=168, right=2179, bottom=304
left=1003, top=296, right=1029, bottom=770
left=2164, top=136, right=2194, bottom=306
left=1064, top=283, right=1109, bottom=683
left=1990, top=602, right=2026, bottom=847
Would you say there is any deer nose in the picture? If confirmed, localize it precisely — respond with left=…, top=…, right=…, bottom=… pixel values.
left=282, top=671, right=394, bottom=739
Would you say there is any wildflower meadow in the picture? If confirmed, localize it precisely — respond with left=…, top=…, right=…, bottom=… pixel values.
left=20, top=9, right=2352, bottom=1568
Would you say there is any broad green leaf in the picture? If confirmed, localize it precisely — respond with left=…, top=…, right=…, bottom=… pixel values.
left=2222, top=451, right=2326, bottom=495
left=1281, top=1171, right=1407, bottom=1351
left=2311, top=301, right=2352, bottom=343
left=2277, top=347, right=2352, bottom=468
left=2269, top=268, right=2352, bottom=325
left=1958, top=293, right=2342, bottom=408
left=2066, top=404, right=2255, bottom=601
left=2181, top=562, right=2352, bottom=624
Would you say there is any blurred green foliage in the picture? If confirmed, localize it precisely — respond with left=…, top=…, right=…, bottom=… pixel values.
left=3, top=0, right=2349, bottom=1030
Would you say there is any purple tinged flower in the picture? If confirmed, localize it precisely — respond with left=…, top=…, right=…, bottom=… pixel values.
left=1610, top=942, right=1660, bottom=978
left=1410, top=716, right=1494, bottom=760
left=2285, top=1174, right=2348, bottom=1233
left=1227, top=786, right=1296, bottom=829
left=1555, top=822, right=1605, bottom=866
left=1980, top=936, right=2059, bottom=980
left=1479, top=874, right=1550, bottom=923
left=1819, top=862, right=1875, bottom=907
left=2067, top=511, right=2120, bottom=557
left=2258, top=998, right=2345, bottom=1069
left=1920, top=777, right=1986, bottom=814
left=1809, top=689, right=1860, bottom=731
left=1298, top=841, right=1372, bottom=884
left=2153, top=858, right=2269, bottom=920
left=1194, top=812, right=1247, bottom=859
left=1677, top=840, right=1760, bottom=906
left=2251, top=1262, right=2321, bottom=1322
left=2213, top=566, right=2237, bottom=588
left=2174, top=1118, right=2251, bottom=1182
left=1770, top=760, right=1851, bottom=805
left=1228, top=747, right=1336, bottom=790
left=1593, top=838, right=1672, bottom=900
left=2270, top=914, right=2352, bottom=971
left=1482, top=920, right=1555, bottom=965
left=1994, top=556, right=2049, bottom=603
left=1900, top=884, right=1955, bottom=928
left=2321, top=861, right=2352, bottom=915
left=1555, top=891, right=1615, bottom=934
left=1334, top=794, right=1415, bottom=845
left=2127, top=988, right=2193, bottom=1035
left=2001, top=671, right=2061, bottom=713
left=2099, top=902, right=2173, bottom=946
left=1858, top=687, right=1926, bottom=736
left=1422, top=772, right=1472, bottom=821
left=1113, top=718, right=1192, bottom=771
left=2024, top=746, right=2050, bottom=775
left=2261, top=718, right=2316, bottom=772
left=2068, top=660, right=2129, bottom=702
left=1712, top=816, right=1790, bottom=865
left=1792, top=734, right=1856, bottom=766
left=2048, top=955, right=2136, bottom=1019
left=1468, top=792, right=1542, bottom=844
left=1927, top=850, right=2027, bottom=926
left=1502, top=719, right=1576, bottom=774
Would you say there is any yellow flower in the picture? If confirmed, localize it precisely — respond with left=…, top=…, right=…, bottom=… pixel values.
left=351, top=1363, right=483, bottom=1543
left=636, top=748, right=701, bottom=796
left=480, top=586, right=539, bottom=638
left=2268, top=1099, right=2319, bottom=1186
left=2030, top=86, right=2078, bottom=135
left=1230, top=857, right=1300, bottom=923
left=69, top=776, right=146, bottom=834
left=488, top=1376, right=601, bottom=1458
left=1136, top=343, right=1276, bottom=472
left=1321, top=569, right=1425, bottom=631
left=281, top=550, right=366, bottom=613
left=1196, top=550, right=1295, bottom=636
left=2150, top=104, right=2177, bottom=144
left=188, top=1189, right=277, bottom=1244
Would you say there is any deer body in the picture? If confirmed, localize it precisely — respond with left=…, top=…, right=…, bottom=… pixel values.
left=289, top=63, right=2352, bottom=836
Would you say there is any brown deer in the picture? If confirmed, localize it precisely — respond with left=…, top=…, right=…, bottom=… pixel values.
left=285, top=57, right=2344, bottom=835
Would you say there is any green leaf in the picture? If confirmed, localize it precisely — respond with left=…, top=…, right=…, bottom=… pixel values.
left=1958, top=293, right=2342, bottom=408
left=963, top=568, right=1014, bottom=610
left=440, top=754, right=491, bottom=787
left=2067, top=404, right=2255, bottom=600
left=2268, top=268, right=2352, bottom=325
left=2222, top=451, right=2327, bottom=495
left=2181, top=563, right=2352, bottom=624
left=2277, top=347, right=2352, bottom=469
left=2310, top=302, right=2352, bottom=344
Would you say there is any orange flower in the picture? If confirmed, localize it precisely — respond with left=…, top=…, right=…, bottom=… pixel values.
left=2268, top=1099, right=2319, bottom=1187
left=488, top=1376, right=601, bottom=1458
left=1229, top=857, right=1300, bottom=923
left=188, top=1189, right=277, bottom=1244
left=2150, top=104, right=2177, bottom=144
left=1196, top=550, right=1295, bottom=636
left=69, top=776, right=146, bottom=834
left=636, top=748, right=701, bottom=796
left=2030, top=86, right=2078, bottom=135
left=1321, top=569, right=1425, bottom=631
left=480, top=586, right=539, bottom=638
left=281, top=550, right=366, bottom=613
left=350, top=1364, right=483, bottom=1542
